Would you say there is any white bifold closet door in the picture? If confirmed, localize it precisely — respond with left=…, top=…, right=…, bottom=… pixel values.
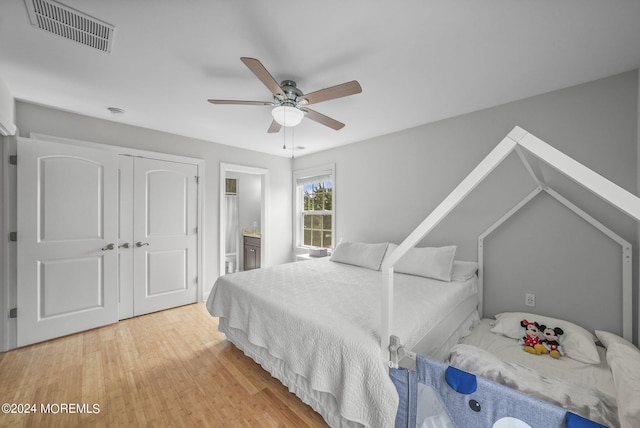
left=118, top=155, right=198, bottom=318
left=17, top=138, right=119, bottom=347
left=17, top=138, right=199, bottom=347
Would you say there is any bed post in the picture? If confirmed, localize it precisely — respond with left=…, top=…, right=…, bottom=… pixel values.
left=381, top=266, right=394, bottom=370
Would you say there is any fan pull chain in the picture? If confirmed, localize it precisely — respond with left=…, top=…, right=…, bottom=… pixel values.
left=291, top=127, right=295, bottom=159
left=283, top=121, right=287, bottom=150
left=283, top=107, right=288, bottom=150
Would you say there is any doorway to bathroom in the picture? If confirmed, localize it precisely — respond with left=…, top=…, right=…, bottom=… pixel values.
left=219, top=163, right=269, bottom=276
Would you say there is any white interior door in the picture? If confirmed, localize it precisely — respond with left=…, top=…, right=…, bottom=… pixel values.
left=130, top=157, right=198, bottom=316
left=17, top=138, right=119, bottom=347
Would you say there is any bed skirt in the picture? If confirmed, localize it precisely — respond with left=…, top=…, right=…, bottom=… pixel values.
left=218, top=308, right=479, bottom=428
left=218, top=318, right=362, bottom=428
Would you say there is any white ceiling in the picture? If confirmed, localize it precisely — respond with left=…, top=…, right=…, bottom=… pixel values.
left=1, top=1, right=639, bottom=157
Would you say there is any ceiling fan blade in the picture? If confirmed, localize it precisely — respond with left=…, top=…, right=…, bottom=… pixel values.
left=301, top=108, right=345, bottom=130
left=207, top=99, right=272, bottom=106
left=299, top=80, right=362, bottom=105
left=241, top=57, right=284, bottom=97
left=267, top=120, right=282, bottom=133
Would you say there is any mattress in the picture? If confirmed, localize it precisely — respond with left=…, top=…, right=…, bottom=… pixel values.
left=449, top=319, right=618, bottom=427
left=206, top=259, right=478, bottom=428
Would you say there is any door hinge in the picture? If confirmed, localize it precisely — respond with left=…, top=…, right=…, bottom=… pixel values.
left=195, top=176, right=199, bottom=184
left=9, top=155, right=17, bottom=165
left=9, top=232, right=17, bottom=242
left=9, top=308, right=17, bottom=318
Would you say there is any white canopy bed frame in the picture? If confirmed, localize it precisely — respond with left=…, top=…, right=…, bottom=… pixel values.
left=382, top=125, right=640, bottom=366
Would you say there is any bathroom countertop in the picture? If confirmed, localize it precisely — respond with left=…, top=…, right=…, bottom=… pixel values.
left=242, top=230, right=261, bottom=238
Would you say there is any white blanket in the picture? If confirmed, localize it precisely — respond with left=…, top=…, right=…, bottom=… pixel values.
left=206, top=259, right=477, bottom=428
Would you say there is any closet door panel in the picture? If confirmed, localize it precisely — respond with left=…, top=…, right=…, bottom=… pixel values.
left=146, top=249, right=187, bottom=295
left=132, top=157, right=198, bottom=316
left=17, top=138, right=118, bottom=346
left=146, top=170, right=189, bottom=236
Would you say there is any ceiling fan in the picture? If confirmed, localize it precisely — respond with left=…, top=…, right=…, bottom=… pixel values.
left=208, top=57, right=362, bottom=133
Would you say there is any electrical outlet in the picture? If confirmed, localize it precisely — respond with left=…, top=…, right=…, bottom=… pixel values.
left=525, top=293, right=536, bottom=307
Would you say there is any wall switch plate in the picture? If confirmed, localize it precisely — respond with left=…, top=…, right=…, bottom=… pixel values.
left=525, top=293, right=536, bottom=307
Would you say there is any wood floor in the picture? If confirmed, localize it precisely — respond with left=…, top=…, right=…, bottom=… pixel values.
left=0, top=304, right=329, bottom=428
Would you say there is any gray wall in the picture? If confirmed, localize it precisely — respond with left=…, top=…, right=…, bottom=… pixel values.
left=13, top=101, right=293, bottom=295
left=0, top=77, right=14, bottom=128
left=294, top=71, right=639, bottom=339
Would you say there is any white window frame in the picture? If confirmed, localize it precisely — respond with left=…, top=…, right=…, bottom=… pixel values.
left=293, top=163, right=335, bottom=251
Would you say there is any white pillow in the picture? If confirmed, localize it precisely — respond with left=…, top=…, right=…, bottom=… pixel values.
left=490, top=312, right=600, bottom=364
left=451, top=260, right=478, bottom=281
left=385, top=244, right=457, bottom=281
left=595, top=330, right=634, bottom=350
left=329, top=241, right=388, bottom=271
left=606, top=341, right=640, bottom=428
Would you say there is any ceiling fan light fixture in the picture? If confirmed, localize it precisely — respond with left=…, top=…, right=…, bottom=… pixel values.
left=272, top=105, right=304, bottom=127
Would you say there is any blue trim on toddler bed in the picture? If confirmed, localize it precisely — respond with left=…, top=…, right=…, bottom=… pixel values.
left=390, top=354, right=606, bottom=428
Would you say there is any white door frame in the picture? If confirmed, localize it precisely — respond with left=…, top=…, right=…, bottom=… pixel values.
left=0, top=134, right=205, bottom=351
left=0, top=136, right=12, bottom=352
left=1, top=136, right=17, bottom=352
left=219, top=163, right=269, bottom=280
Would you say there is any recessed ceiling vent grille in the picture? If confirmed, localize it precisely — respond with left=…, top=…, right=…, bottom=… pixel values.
left=24, top=0, right=115, bottom=53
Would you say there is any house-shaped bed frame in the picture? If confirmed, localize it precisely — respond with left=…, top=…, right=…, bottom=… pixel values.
left=381, top=126, right=639, bottom=364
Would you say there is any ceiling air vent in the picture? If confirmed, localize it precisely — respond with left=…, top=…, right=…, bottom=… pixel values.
left=24, top=0, right=115, bottom=53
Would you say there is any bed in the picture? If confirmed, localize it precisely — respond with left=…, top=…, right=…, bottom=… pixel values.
left=206, top=241, right=480, bottom=428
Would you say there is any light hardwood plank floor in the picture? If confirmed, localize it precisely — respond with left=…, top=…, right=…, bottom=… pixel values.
left=0, top=303, right=329, bottom=428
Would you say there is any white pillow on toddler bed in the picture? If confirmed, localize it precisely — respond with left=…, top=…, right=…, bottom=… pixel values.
left=329, top=241, right=389, bottom=270
left=490, top=312, right=600, bottom=364
left=595, top=330, right=635, bottom=350
left=596, top=331, right=640, bottom=428
left=451, top=260, right=478, bottom=281
left=385, top=244, right=457, bottom=281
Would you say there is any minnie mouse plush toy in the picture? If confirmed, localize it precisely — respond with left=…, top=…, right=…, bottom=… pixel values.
left=519, top=319, right=546, bottom=355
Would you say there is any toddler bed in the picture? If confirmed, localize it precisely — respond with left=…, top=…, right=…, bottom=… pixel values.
left=391, top=312, right=640, bottom=428
left=382, top=127, right=640, bottom=428
left=449, top=313, right=640, bottom=427
left=206, top=241, right=480, bottom=428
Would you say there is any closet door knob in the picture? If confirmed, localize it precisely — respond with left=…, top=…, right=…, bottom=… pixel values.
left=136, top=242, right=150, bottom=247
left=101, top=243, right=115, bottom=251
left=118, top=243, right=130, bottom=249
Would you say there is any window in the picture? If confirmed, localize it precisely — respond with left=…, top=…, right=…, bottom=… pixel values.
left=294, top=165, right=335, bottom=249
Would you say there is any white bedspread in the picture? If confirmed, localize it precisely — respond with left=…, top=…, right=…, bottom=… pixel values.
left=206, top=259, right=477, bottom=428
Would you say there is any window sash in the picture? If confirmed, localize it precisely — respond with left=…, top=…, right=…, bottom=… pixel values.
left=302, top=213, right=332, bottom=248
left=297, top=173, right=332, bottom=186
left=294, top=164, right=335, bottom=250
